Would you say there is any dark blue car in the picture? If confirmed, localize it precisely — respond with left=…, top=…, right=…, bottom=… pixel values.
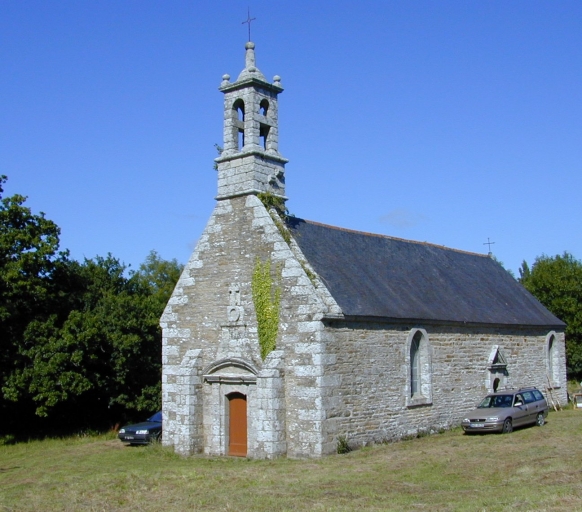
left=118, top=411, right=162, bottom=445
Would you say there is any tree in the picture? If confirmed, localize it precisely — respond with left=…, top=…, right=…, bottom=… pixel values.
left=4, top=254, right=181, bottom=428
left=519, top=252, right=582, bottom=379
left=0, top=175, right=70, bottom=428
left=1, top=175, right=183, bottom=433
left=133, top=250, right=182, bottom=309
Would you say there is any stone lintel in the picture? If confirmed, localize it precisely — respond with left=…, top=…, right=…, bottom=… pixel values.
left=204, top=374, right=257, bottom=384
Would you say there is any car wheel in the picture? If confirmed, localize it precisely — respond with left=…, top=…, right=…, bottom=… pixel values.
left=502, top=418, right=513, bottom=434
left=536, top=412, right=545, bottom=427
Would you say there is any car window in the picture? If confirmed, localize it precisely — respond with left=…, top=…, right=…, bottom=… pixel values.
left=148, top=411, right=163, bottom=422
left=494, top=395, right=513, bottom=408
left=522, top=391, right=535, bottom=403
left=514, top=394, right=524, bottom=405
left=479, top=395, right=512, bottom=408
left=532, top=389, right=544, bottom=401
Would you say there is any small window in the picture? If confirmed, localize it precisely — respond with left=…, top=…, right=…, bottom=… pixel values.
left=232, top=99, right=245, bottom=150
left=406, top=328, right=432, bottom=407
left=522, top=391, right=535, bottom=404
left=547, top=331, right=560, bottom=387
left=260, top=124, right=269, bottom=150
left=492, top=378, right=500, bottom=392
left=548, top=335, right=555, bottom=376
left=233, top=99, right=245, bottom=121
left=410, top=332, right=421, bottom=397
left=259, top=99, right=269, bottom=116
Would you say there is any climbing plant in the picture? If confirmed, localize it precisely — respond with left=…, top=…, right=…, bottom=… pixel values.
left=257, top=192, right=292, bottom=244
left=257, top=191, right=287, bottom=219
left=251, top=258, right=281, bottom=360
left=256, top=192, right=318, bottom=285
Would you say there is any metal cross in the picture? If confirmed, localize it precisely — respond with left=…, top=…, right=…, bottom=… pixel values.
left=242, top=8, right=256, bottom=42
left=483, top=237, right=495, bottom=255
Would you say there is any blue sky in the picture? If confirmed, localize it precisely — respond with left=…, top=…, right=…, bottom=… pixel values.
left=2, top=1, right=581, bottom=275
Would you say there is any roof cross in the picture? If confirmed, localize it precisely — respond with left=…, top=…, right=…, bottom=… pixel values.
left=483, top=237, right=495, bottom=255
left=242, top=8, right=256, bottom=42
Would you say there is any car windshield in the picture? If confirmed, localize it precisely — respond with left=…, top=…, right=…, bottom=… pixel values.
left=148, top=411, right=162, bottom=422
left=477, top=395, right=513, bottom=408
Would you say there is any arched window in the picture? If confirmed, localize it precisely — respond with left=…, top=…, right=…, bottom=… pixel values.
left=232, top=99, right=245, bottom=150
left=259, top=99, right=269, bottom=116
left=410, top=332, right=421, bottom=397
left=406, top=328, right=433, bottom=406
left=260, top=124, right=269, bottom=150
left=547, top=331, right=559, bottom=386
left=548, top=335, right=554, bottom=377
left=233, top=99, right=245, bottom=121
left=493, top=378, right=500, bottom=392
left=487, top=345, right=508, bottom=392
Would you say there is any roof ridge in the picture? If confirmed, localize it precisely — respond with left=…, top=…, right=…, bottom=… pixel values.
left=294, top=218, right=490, bottom=259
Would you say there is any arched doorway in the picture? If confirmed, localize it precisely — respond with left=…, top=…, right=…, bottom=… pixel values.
left=228, top=392, right=247, bottom=456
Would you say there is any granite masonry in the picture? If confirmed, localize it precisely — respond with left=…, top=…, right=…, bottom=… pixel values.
left=161, top=42, right=567, bottom=458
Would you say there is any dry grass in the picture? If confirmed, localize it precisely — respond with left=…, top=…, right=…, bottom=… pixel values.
left=1, top=410, right=582, bottom=511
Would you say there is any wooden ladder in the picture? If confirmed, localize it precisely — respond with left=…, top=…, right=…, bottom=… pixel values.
left=546, top=373, right=562, bottom=412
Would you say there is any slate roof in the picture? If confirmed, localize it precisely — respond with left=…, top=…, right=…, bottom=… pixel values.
left=286, top=217, right=564, bottom=328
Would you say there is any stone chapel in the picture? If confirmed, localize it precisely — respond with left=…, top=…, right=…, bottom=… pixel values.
left=161, top=42, right=567, bottom=458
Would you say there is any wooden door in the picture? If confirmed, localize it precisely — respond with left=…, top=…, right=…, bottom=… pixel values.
left=228, top=393, right=247, bottom=456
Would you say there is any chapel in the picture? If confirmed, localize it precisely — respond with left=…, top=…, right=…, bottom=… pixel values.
left=161, top=42, right=567, bottom=458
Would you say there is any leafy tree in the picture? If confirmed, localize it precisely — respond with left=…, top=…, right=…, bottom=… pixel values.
left=0, top=176, right=70, bottom=427
left=4, top=254, right=181, bottom=428
left=1, top=175, right=183, bottom=432
left=519, top=252, right=582, bottom=379
left=133, top=250, right=182, bottom=309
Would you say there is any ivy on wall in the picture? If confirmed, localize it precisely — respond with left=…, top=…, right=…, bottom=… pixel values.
left=257, top=192, right=318, bottom=285
left=251, top=258, right=281, bottom=360
left=257, top=191, right=287, bottom=219
left=257, top=191, right=292, bottom=244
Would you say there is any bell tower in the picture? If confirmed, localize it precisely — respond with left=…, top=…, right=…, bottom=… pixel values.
left=215, top=42, right=288, bottom=200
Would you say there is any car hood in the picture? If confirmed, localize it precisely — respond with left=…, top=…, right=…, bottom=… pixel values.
left=121, top=421, right=161, bottom=432
left=468, top=407, right=512, bottom=418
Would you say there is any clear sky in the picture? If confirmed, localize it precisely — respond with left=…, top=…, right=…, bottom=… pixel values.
left=2, top=1, right=581, bottom=275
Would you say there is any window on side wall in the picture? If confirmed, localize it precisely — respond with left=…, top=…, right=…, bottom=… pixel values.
left=407, top=328, right=433, bottom=407
left=410, top=332, right=421, bottom=397
left=547, top=331, right=560, bottom=387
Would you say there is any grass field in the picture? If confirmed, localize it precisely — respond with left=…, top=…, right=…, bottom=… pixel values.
left=1, top=410, right=581, bottom=511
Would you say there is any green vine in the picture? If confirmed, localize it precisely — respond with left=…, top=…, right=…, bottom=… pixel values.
left=300, top=261, right=317, bottom=285
left=257, top=191, right=288, bottom=219
left=257, top=192, right=293, bottom=245
left=273, top=216, right=292, bottom=245
left=251, top=258, right=281, bottom=360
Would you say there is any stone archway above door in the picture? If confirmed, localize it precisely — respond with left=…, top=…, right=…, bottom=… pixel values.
left=203, top=357, right=258, bottom=384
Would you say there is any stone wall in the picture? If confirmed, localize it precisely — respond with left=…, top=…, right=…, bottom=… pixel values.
left=161, top=194, right=331, bottom=458
left=321, top=322, right=567, bottom=450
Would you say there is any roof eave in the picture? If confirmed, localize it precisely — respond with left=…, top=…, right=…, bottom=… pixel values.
left=322, top=314, right=565, bottom=330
